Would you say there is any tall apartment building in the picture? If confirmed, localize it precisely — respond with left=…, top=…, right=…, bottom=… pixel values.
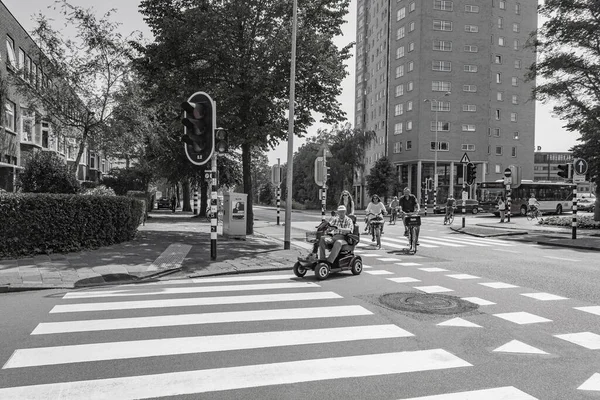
left=0, top=0, right=110, bottom=191
left=353, top=0, right=536, bottom=208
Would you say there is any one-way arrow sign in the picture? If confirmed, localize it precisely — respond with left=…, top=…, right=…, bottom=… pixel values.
left=573, top=158, right=588, bottom=175
left=459, top=153, right=471, bottom=164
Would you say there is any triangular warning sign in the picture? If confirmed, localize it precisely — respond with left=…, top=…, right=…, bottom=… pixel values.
left=459, top=152, right=471, bottom=164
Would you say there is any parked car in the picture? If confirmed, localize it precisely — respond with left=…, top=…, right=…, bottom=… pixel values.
left=434, top=199, right=484, bottom=215
left=577, top=196, right=596, bottom=213
left=157, top=197, right=172, bottom=209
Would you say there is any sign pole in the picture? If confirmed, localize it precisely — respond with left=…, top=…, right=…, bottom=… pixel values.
left=462, top=165, right=466, bottom=228
left=193, top=187, right=198, bottom=215
left=210, top=155, right=218, bottom=260
left=322, top=153, right=327, bottom=220
left=424, top=180, right=428, bottom=216
left=572, top=187, right=578, bottom=239
left=276, top=158, right=281, bottom=226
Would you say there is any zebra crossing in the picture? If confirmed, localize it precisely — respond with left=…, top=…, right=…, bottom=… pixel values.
left=356, top=231, right=518, bottom=250
left=0, top=274, right=539, bottom=399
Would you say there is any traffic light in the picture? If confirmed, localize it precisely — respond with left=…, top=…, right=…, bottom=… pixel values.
left=325, top=166, right=331, bottom=183
left=466, top=162, right=476, bottom=185
left=557, top=164, right=572, bottom=180
left=181, top=92, right=215, bottom=166
left=215, top=128, right=229, bottom=154
left=426, top=178, right=432, bottom=191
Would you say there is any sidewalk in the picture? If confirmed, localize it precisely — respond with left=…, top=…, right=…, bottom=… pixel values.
left=0, top=210, right=303, bottom=292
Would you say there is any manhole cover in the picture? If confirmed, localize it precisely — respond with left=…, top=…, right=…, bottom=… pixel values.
left=379, top=292, right=478, bottom=315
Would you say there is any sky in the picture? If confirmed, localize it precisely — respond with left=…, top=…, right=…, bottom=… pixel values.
left=3, top=0, right=580, bottom=166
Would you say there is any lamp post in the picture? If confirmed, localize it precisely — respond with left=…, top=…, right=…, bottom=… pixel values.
left=424, top=91, right=450, bottom=214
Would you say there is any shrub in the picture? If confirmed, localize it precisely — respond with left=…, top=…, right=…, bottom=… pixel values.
left=18, top=152, right=80, bottom=194
left=538, top=215, right=600, bottom=229
left=0, top=193, right=144, bottom=258
left=82, top=185, right=116, bottom=196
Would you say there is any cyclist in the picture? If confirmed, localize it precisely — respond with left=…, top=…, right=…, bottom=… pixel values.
left=444, top=194, right=456, bottom=225
left=399, top=187, right=420, bottom=237
left=365, top=194, right=387, bottom=241
left=528, top=193, right=540, bottom=213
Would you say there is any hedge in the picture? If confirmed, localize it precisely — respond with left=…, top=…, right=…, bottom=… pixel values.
left=0, top=193, right=145, bottom=258
left=538, top=215, right=600, bottom=229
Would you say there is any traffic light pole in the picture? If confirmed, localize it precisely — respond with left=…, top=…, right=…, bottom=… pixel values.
left=462, top=165, right=466, bottom=228
left=572, top=187, right=578, bottom=239
left=210, top=156, right=218, bottom=260
left=506, top=184, right=512, bottom=223
left=322, top=154, right=327, bottom=220
left=276, top=159, right=281, bottom=226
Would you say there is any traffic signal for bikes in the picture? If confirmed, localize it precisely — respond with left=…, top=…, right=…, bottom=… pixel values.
left=215, top=128, right=229, bottom=154
left=181, top=92, right=215, bottom=166
left=466, top=162, right=476, bottom=185
left=557, top=164, right=571, bottom=180
left=325, top=166, right=331, bottom=183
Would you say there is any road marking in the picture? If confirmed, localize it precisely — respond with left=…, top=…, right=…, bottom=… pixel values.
left=418, top=237, right=464, bottom=247
left=388, top=277, right=421, bottom=283
left=62, top=282, right=320, bottom=299
left=446, top=274, right=479, bottom=280
left=494, top=312, right=552, bottom=325
left=479, top=282, right=519, bottom=289
left=378, top=257, right=402, bottom=262
left=494, top=249, right=519, bottom=253
left=461, top=297, right=495, bottom=306
left=414, top=286, right=454, bottom=294
left=398, top=386, right=538, bottom=399
left=454, top=237, right=514, bottom=247
left=187, top=275, right=297, bottom=284
left=395, top=262, right=422, bottom=266
left=579, top=373, right=600, bottom=391
left=34, top=305, right=373, bottom=335
left=493, top=340, right=548, bottom=355
left=365, top=270, right=394, bottom=275
left=5, top=325, right=412, bottom=369
left=520, top=293, right=568, bottom=301
left=437, top=318, right=481, bottom=328
left=543, top=256, right=581, bottom=262
left=51, top=291, right=343, bottom=314
left=418, top=268, right=449, bottom=272
left=555, top=332, right=600, bottom=350
left=574, top=306, right=600, bottom=316
left=146, top=243, right=192, bottom=272
left=380, top=237, right=438, bottom=248
left=0, top=349, right=471, bottom=399
left=432, top=237, right=489, bottom=247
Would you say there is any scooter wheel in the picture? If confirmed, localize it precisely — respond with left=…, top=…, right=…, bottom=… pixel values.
left=293, top=262, right=307, bottom=277
left=350, top=258, right=363, bottom=275
left=315, top=263, right=330, bottom=280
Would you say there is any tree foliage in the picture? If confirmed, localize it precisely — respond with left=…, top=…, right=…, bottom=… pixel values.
left=365, top=157, right=398, bottom=202
left=134, top=0, right=352, bottom=233
left=529, top=0, right=600, bottom=193
left=19, top=151, right=80, bottom=194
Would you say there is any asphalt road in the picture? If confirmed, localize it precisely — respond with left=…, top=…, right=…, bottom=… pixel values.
left=1, top=209, right=599, bottom=399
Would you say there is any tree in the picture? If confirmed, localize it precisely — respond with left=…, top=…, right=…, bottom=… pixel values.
left=19, top=151, right=80, bottom=193
left=365, top=157, right=398, bottom=202
left=528, top=0, right=600, bottom=219
left=135, top=0, right=352, bottom=233
left=11, top=0, right=137, bottom=176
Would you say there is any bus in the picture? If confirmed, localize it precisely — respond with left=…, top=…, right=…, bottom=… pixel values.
left=477, top=180, right=575, bottom=216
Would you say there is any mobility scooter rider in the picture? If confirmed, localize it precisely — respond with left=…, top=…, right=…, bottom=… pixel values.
left=318, top=205, right=354, bottom=265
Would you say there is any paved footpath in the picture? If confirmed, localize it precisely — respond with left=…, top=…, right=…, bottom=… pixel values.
left=0, top=210, right=303, bottom=292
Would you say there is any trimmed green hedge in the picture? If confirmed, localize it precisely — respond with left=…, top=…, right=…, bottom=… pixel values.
left=0, top=193, right=145, bottom=258
left=538, top=215, right=600, bottom=229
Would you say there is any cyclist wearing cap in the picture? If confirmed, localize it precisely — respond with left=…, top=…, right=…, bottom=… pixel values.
left=318, top=205, right=355, bottom=264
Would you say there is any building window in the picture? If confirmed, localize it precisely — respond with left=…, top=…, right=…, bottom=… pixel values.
left=6, top=36, right=17, bottom=70
left=408, top=42, right=415, bottom=52
left=462, top=124, right=476, bottom=131
left=511, top=112, right=518, bottom=122
left=397, top=7, right=406, bottom=21
left=408, top=61, right=414, bottom=71
left=431, top=101, right=450, bottom=112
left=394, top=122, right=403, bottom=135
left=463, top=104, right=476, bottom=112
left=433, top=40, right=452, bottom=51
left=497, top=17, right=503, bottom=29
left=515, top=3, right=521, bottom=14
left=498, top=37, right=505, bottom=46
left=499, top=0, right=506, bottom=9
left=496, top=146, right=503, bottom=155
left=495, top=55, right=502, bottom=64
left=465, top=5, right=479, bottom=12
left=430, top=141, right=449, bottom=151
left=407, top=121, right=413, bottom=130
left=407, top=81, right=414, bottom=91
left=461, top=144, right=475, bottom=151
left=494, top=128, right=501, bottom=137
left=432, top=60, right=452, bottom=71
left=407, top=101, right=413, bottom=111
left=396, top=46, right=405, bottom=59
left=512, top=95, right=518, bottom=104
left=395, top=84, right=404, bottom=97
left=396, top=65, right=405, bottom=78
left=431, top=121, right=450, bottom=131
left=21, top=109, right=34, bottom=142
left=463, top=84, right=477, bottom=92
left=393, top=142, right=403, bottom=153
left=496, top=73, right=502, bottom=83
left=465, top=25, right=479, bottom=33
left=497, top=92, right=503, bottom=101
left=3, top=101, right=16, bottom=132
left=433, top=20, right=453, bottom=31
left=18, top=48, right=25, bottom=71
left=432, top=81, right=451, bottom=91
left=395, top=104, right=404, bottom=116
left=397, top=26, right=405, bottom=40
left=495, top=164, right=501, bottom=173
left=406, top=140, right=412, bottom=150
left=514, top=59, right=522, bottom=69
left=512, top=77, right=518, bottom=86
left=513, top=23, right=520, bottom=32
left=433, top=0, right=453, bottom=11
left=495, top=109, right=501, bottom=120
left=513, top=39, right=520, bottom=50
left=409, top=1, right=416, bottom=12
left=511, top=147, right=517, bottom=157
left=409, top=22, right=415, bottom=32
left=464, top=45, right=478, bottom=52
left=464, top=64, right=478, bottom=72
left=514, top=131, right=520, bottom=139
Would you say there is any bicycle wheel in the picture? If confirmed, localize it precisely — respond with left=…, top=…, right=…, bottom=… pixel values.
left=374, top=225, right=381, bottom=248
left=526, top=211, right=534, bottom=221
left=410, top=226, right=419, bottom=254
left=448, top=214, right=454, bottom=225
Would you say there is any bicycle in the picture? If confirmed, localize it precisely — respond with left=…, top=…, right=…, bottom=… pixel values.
left=443, top=207, right=455, bottom=225
left=389, top=207, right=399, bottom=224
left=365, top=212, right=384, bottom=249
left=403, top=211, right=421, bottom=254
left=526, top=206, right=542, bottom=221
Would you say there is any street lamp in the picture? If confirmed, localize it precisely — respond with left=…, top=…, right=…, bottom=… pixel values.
left=424, top=91, right=451, bottom=213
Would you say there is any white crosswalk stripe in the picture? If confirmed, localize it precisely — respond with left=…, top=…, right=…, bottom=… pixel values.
left=1, top=274, right=532, bottom=399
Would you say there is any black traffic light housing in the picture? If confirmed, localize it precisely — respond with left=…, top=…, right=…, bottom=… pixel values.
left=181, top=92, right=215, bottom=165
left=426, top=178, right=432, bottom=191
left=215, top=128, right=229, bottom=154
left=325, top=166, right=331, bottom=183
left=557, top=164, right=571, bottom=180
left=466, top=162, right=476, bottom=185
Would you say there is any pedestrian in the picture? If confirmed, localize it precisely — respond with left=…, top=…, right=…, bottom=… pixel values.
left=171, top=194, right=177, bottom=213
left=338, top=190, right=355, bottom=216
left=498, top=195, right=506, bottom=222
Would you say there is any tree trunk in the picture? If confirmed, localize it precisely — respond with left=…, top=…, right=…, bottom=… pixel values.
left=595, top=184, right=600, bottom=222
left=242, top=142, right=254, bottom=235
left=70, top=132, right=88, bottom=177
left=182, top=178, right=191, bottom=212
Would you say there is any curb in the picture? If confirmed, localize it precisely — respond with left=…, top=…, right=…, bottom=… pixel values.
left=534, top=241, right=600, bottom=252
left=450, top=227, right=529, bottom=237
left=187, top=266, right=293, bottom=279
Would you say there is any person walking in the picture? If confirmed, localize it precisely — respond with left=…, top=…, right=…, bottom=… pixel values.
left=171, top=194, right=177, bottom=213
left=498, top=195, right=506, bottom=223
left=338, top=190, right=355, bottom=216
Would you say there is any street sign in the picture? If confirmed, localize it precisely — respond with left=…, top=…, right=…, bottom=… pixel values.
left=459, top=153, right=471, bottom=164
left=573, top=173, right=586, bottom=183
left=503, top=176, right=512, bottom=185
left=314, top=156, right=325, bottom=186
left=271, top=164, right=282, bottom=186
left=204, top=172, right=211, bottom=180
left=573, top=158, right=588, bottom=175
left=462, top=191, right=468, bottom=201
left=504, top=168, right=512, bottom=178
left=317, top=144, right=332, bottom=158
